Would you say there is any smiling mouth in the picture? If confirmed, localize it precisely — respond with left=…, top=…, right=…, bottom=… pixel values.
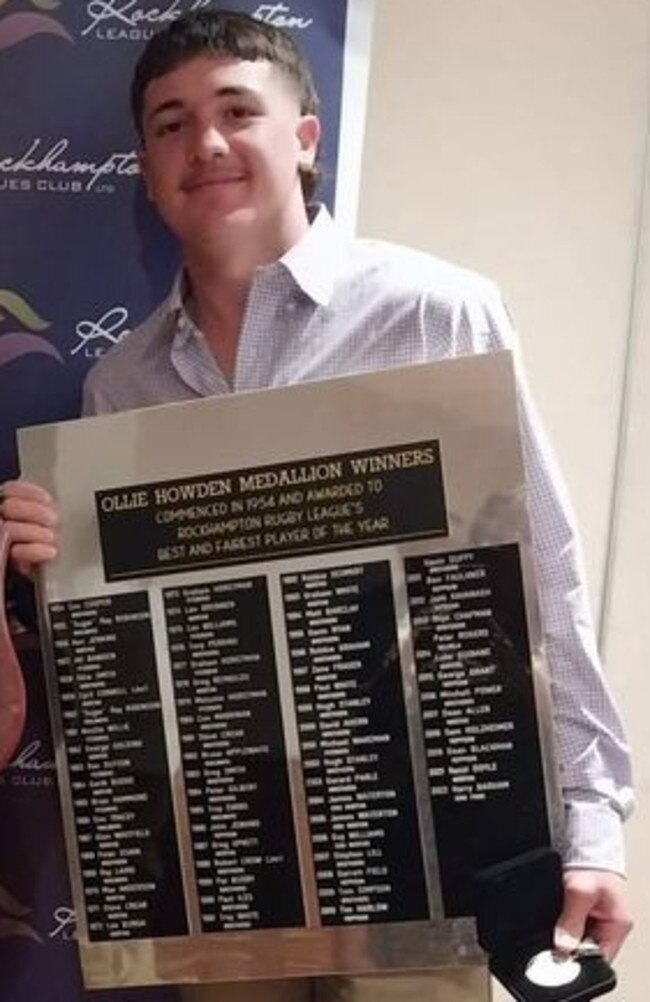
left=183, top=175, right=247, bottom=192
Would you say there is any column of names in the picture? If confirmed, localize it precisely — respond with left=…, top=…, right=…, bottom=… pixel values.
left=51, top=592, right=187, bottom=940
left=164, top=577, right=304, bottom=932
left=282, top=560, right=429, bottom=926
left=405, top=544, right=550, bottom=914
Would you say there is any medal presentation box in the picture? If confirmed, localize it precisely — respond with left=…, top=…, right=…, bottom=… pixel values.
left=19, top=353, right=563, bottom=989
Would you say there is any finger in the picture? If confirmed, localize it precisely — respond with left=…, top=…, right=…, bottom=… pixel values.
left=585, top=895, right=634, bottom=962
left=1, top=497, right=58, bottom=530
left=554, top=885, right=595, bottom=954
left=556, top=870, right=633, bottom=961
left=554, top=925, right=582, bottom=955
left=2, top=479, right=54, bottom=506
left=11, top=543, right=58, bottom=573
left=592, top=916, right=633, bottom=962
left=4, top=522, right=57, bottom=548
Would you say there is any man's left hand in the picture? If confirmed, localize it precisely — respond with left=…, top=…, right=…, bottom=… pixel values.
left=554, top=869, right=633, bottom=961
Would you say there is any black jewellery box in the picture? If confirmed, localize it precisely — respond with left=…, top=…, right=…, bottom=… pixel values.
left=473, top=848, right=616, bottom=1002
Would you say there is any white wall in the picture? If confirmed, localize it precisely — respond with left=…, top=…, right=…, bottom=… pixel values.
left=359, top=0, right=649, bottom=613
left=358, top=2, right=650, bottom=998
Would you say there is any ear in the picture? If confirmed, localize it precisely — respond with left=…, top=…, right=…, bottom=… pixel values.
left=296, top=115, right=321, bottom=169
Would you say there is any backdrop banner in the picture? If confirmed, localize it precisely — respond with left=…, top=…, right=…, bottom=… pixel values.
left=0, top=2, right=374, bottom=999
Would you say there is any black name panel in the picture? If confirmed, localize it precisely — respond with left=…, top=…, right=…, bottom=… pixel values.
left=163, top=577, right=304, bottom=931
left=405, top=544, right=550, bottom=915
left=50, top=592, right=187, bottom=940
left=282, top=560, right=429, bottom=925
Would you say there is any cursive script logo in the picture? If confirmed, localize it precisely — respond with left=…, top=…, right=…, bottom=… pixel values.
left=4, top=737, right=56, bottom=788
left=82, top=0, right=209, bottom=37
left=71, top=305, right=131, bottom=359
left=10, top=739, right=56, bottom=773
left=48, top=906, right=76, bottom=941
left=0, top=138, right=139, bottom=195
left=252, top=4, right=313, bottom=29
left=0, top=289, right=63, bottom=369
left=80, top=0, right=313, bottom=39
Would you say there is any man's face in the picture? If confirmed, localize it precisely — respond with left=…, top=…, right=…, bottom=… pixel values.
left=139, top=54, right=320, bottom=248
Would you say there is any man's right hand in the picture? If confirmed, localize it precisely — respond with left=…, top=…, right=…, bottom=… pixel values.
left=0, top=480, right=59, bottom=578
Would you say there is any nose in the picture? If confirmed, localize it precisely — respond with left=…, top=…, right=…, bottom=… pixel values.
left=190, top=122, right=229, bottom=162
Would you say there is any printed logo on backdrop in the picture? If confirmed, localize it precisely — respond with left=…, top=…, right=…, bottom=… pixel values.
left=0, top=873, right=77, bottom=945
left=0, top=139, right=139, bottom=196
left=81, top=0, right=209, bottom=40
left=71, top=304, right=131, bottom=359
left=0, top=0, right=73, bottom=52
left=0, top=886, right=76, bottom=946
left=0, top=290, right=131, bottom=369
left=0, top=738, right=56, bottom=790
left=0, top=290, right=63, bottom=369
left=0, top=732, right=61, bottom=951
left=49, top=906, right=76, bottom=942
left=80, top=0, right=314, bottom=40
left=0, top=889, right=76, bottom=944
left=1, top=0, right=315, bottom=48
left=251, top=4, right=314, bottom=28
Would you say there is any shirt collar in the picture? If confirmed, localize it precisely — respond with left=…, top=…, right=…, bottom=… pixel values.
left=165, top=271, right=187, bottom=323
left=277, top=203, right=342, bottom=306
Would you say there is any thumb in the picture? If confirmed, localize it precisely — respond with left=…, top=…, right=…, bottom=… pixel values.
left=554, top=882, right=594, bottom=954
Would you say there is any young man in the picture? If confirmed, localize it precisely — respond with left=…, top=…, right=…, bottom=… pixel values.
left=0, top=9, right=633, bottom=1001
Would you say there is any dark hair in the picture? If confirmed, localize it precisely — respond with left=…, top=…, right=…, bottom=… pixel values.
left=131, top=8, right=321, bottom=200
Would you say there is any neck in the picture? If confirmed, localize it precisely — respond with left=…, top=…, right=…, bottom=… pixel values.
left=185, top=197, right=310, bottom=286
left=182, top=204, right=310, bottom=380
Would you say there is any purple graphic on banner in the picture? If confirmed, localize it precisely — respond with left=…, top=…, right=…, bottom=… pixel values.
left=0, top=12, right=73, bottom=52
left=0, top=331, right=64, bottom=365
left=0, top=290, right=64, bottom=366
left=0, top=0, right=353, bottom=997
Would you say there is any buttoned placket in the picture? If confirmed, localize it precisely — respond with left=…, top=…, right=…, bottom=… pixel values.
left=232, top=265, right=307, bottom=393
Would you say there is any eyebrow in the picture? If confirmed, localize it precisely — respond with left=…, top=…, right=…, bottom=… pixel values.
left=145, top=85, right=262, bottom=129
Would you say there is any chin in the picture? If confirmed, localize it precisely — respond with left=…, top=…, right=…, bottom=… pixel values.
left=181, top=205, right=258, bottom=242
left=211, top=204, right=262, bottom=228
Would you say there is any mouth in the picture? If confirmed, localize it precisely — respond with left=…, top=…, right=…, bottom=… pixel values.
left=182, top=174, right=247, bottom=193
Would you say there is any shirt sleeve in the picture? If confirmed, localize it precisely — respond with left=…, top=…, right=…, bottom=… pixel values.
left=456, top=281, right=633, bottom=874
left=81, top=367, right=118, bottom=417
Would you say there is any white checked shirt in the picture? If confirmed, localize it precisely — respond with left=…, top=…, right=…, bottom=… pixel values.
left=83, top=206, right=633, bottom=873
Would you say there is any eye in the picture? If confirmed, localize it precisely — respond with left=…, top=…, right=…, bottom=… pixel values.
left=224, top=104, right=257, bottom=123
left=154, top=118, right=186, bottom=138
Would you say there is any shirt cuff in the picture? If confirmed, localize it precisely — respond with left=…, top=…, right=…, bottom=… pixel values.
left=560, top=800, right=626, bottom=876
